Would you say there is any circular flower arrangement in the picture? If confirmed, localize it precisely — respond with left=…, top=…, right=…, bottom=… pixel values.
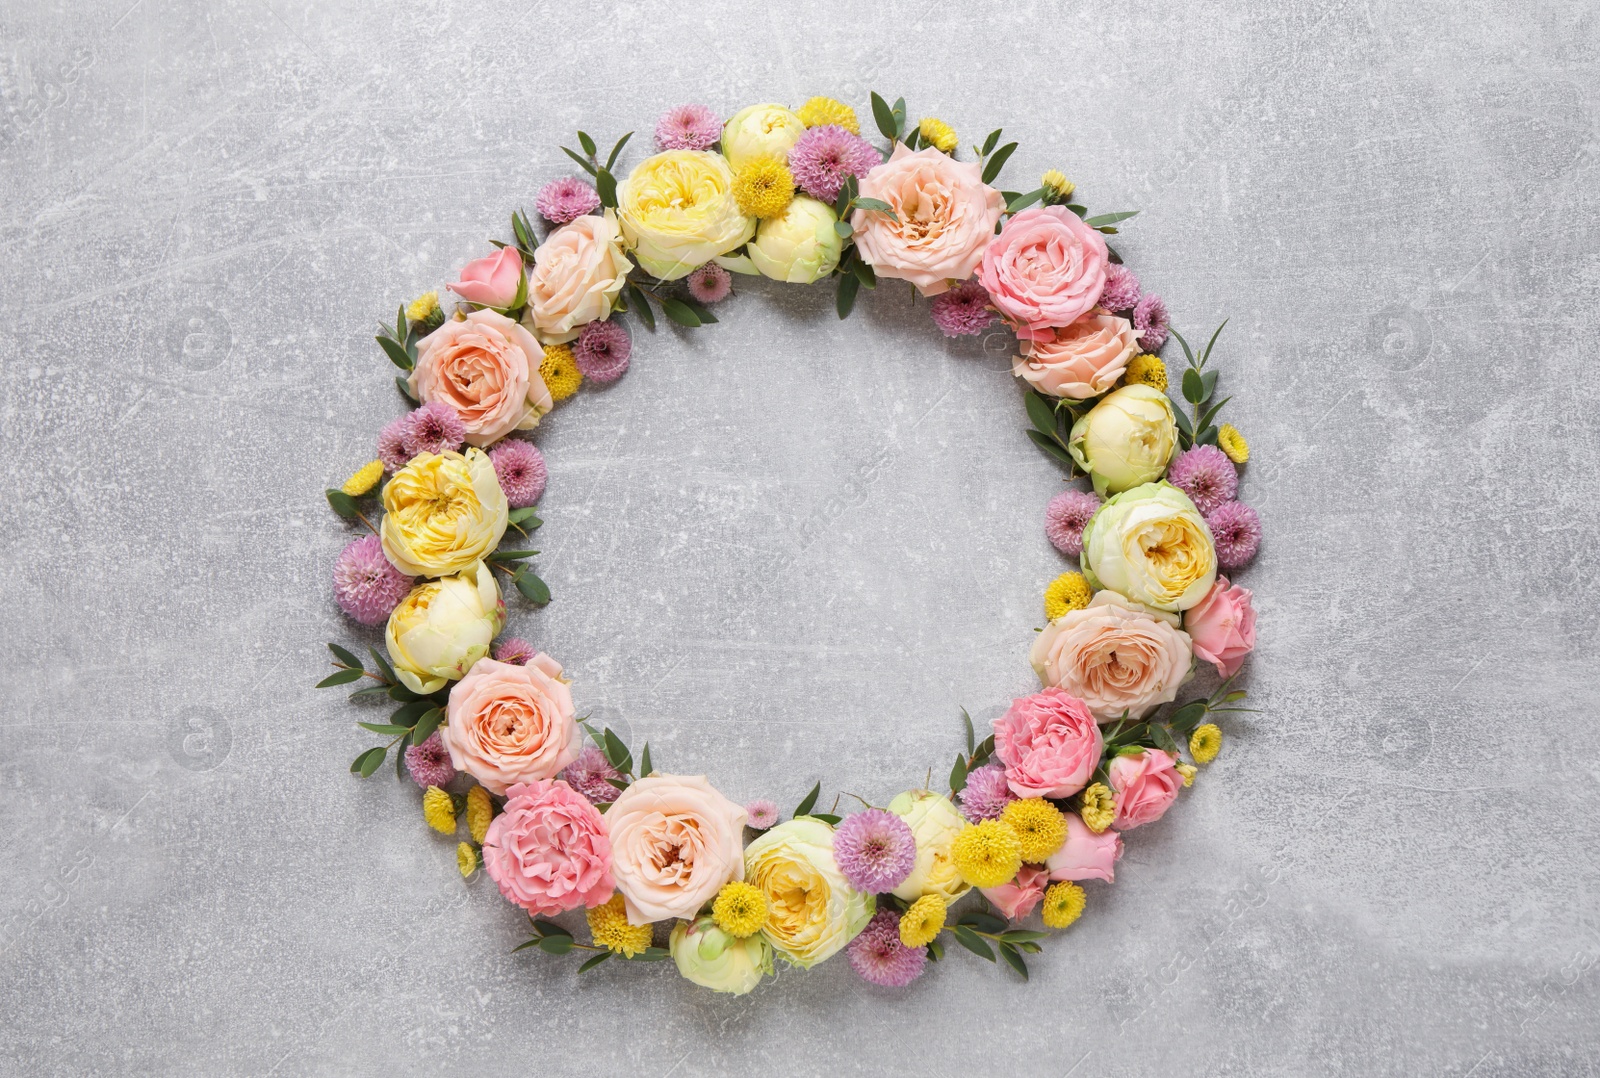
left=318, top=94, right=1261, bottom=993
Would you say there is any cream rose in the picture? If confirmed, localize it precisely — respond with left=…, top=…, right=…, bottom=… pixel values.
left=410, top=310, right=553, bottom=447
left=384, top=561, right=504, bottom=694
left=885, top=789, right=972, bottom=903
left=616, top=151, right=757, bottom=281
left=1014, top=310, right=1141, bottom=400
left=1080, top=482, right=1218, bottom=613
left=440, top=654, right=580, bottom=795
left=606, top=774, right=747, bottom=924
left=744, top=817, right=874, bottom=968
left=721, top=103, right=805, bottom=171
left=849, top=144, right=1005, bottom=295
left=526, top=210, right=632, bottom=344
left=1068, top=383, right=1179, bottom=496
left=1030, top=591, right=1194, bottom=720
left=380, top=448, right=508, bottom=578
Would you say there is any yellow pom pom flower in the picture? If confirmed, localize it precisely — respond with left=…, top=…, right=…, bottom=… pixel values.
left=1190, top=723, right=1222, bottom=764
left=1218, top=424, right=1249, bottom=464
left=406, top=290, right=440, bottom=323
left=1123, top=353, right=1168, bottom=391
left=899, top=894, right=946, bottom=948
left=797, top=96, right=859, bottom=135
left=1041, top=169, right=1076, bottom=203
left=1079, top=783, right=1115, bottom=834
left=1041, top=881, right=1086, bottom=929
left=951, top=819, right=1023, bottom=889
left=588, top=894, right=654, bottom=957
left=732, top=155, right=795, bottom=220
left=456, top=842, right=477, bottom=877
left=1001, top=798, right=1069, bottom=863
left=466, top=785, right=493, bottom=844
left=341, top=460, right=384, bottom=497
left=422, top=786, right=456, bottom=834
left=1044, top=571, right=1093, bottom=620
left=711, top=881, right=768, bottom=939
left=918, top=117, right=958, bottom=153
left=1176, top=762, right=1197, bottom=787
left=539, top=344, right=583, bottom=402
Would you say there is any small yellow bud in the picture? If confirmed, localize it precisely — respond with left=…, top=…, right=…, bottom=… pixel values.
left=422, top=786, right=456, bottom=834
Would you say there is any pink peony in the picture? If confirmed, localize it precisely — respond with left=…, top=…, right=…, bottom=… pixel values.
left=482, top=778, right=614, bottom=916
left=1108, top=749, right=1183, bottom=830
left=980, top=863, right=1050, bottom=922
left=993, top=688, right=1104, bottom=800
left=447, top=246, right=524, bottom=309
left=1045, top=813, right=1124, bottom=883
left=1185, top=576, right=1257, bottom=677
left=977, top=206, right=1109, bottom=341
left=849, top=144, right=1005, bottom=295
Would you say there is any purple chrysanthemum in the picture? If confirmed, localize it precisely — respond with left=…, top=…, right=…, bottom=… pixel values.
left=402, top=401, right=466, bottom=458
left=1133, top=294, right=1169, bottom=351
left=377, top=414, right=413, bottom=472
left=535, top=176, right=601, bottom=225
left=573, top=320, right=632, bottom=384
left=958, top=764, right=1016, bottom=823
left=488, top=439, right=546, bottom=508
left=685, top=262, right=732, bottom=305
left=745, top=799, right=779, bottom=830
left=333, top=534, right=413, bottom=625
left=561, top=745, right=623, bottom=804
left=1167, top=445, right=1239, bottom=516
left=847, top=909, right=926, bottom=987
left=405, top=732, right=457, bottom=789
left=1098, top=263, right=1142, bottom=312
left=930, top=279, right=997, bottom=337
left=833, top=809, right=917, bottom=893
left=654, top=104, right=721, bottom=151
left=1044, top=489, right=1103, bottom=557
left=493, top=637, right=536, bottom=665
left=787, top=125, right=879, bottom=203
left=1205, top=501, right=1262, bottom=570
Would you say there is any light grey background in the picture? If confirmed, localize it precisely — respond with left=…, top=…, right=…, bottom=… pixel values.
left=3, top=1, right=1597, bottom=1075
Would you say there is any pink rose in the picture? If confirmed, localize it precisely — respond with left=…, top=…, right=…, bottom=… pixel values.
left=527, top=211, right=633, bottom=344
left=440, top=655, right=580, bottom=795
left=849, top=144, right=1005, bottom=295
left=1108, top=749, right=1183, bottom=830
left=1014, top=309, right=1141, bottom=400
left=1045, top=813, right=1124, bottom=883
left=410, top=310, right=553, bottom=447
left=980, top=863, right=1049, bottom=922
left=447, top=246, right=524, bottom=308
left=482, top=779, right=613, bottom=916
left=605, top=773, right=747, bottom=924
left=1185, top=576, right=1257, bottom=677
left=978, top=206, right=1108, bottom=340
left=993, top=688, right=1104, bottom=799
left=1030, top=591, right=1194, bottom=721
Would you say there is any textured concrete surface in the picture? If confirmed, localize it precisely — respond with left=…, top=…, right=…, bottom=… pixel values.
left=3, top=1, right=1598, bottom=1075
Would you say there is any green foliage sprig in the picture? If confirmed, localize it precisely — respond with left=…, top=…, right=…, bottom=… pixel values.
left=316, top=644, right=451, bottom=778
left=1171, top=321, right=1231, bottom=449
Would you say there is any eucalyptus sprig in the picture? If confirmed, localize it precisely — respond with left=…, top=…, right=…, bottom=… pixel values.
left=619, top=276, right=718, bottom=330
left=1170, top=321, right=1231, bottom=450
left=1021, top=389, right=1090, bottom=473
left=317, top=644, right=450, bottom=778
left=514, top=917, right=670, bottom=970
left=561, top=129, right=633, bottom=210
left=1098, top=675, right=1254, bottom=766
left=947, top=708, right=998, bottom=796
left=947, top=906, right=1047, bottom=980
left=375, top=302, right=424, bottom=401
left=579, top=722, right=652, bottom=808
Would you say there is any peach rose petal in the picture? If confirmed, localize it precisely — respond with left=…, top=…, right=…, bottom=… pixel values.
left=440, top=655, right=580, bottom=795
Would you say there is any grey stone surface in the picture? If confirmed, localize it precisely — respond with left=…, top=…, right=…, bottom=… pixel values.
left=3, top=0, right=1598, bottom=1074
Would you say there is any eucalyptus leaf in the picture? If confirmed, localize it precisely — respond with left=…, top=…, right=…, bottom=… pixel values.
left=811, top=813, right=842, bottom=826
left=534, top=918, right=572, bottom=938
left=1006, top=188, right=1045, bottom=214
left=626, top=283, right=655, bottom=331
left=391, top=699, right=434, bottom=726
left=998, top=942, right=1029, bottom=980
left=395, top=728, right=411, bottom=778
left=1105, top=241, right=1123, bottom=265
left=836, top=270, right=860, bottom=319
left=605, top=131, right=633, bottom=172
left=639, top=743, right=652, bottom=777
left=1150, top=722, right=1181, bottom=758
left=578, top=952, right=613, bottom=973
left=538, top=935, right=575, bottom=955
left=388, top=683, right=424, bottom=703
left=1197, top=395, right=1232, bottom=433
left=1026, top=429, right=1075, bottom=465
left=507, top=507, right=543, bottom=528
left=396, top=375, right=418, bottom=402
left=595, top=168, right=618, bottom=209
left=514, top=570, right=551, bottom=605
left=949, top=752, right=969, bottom=795
left=1024, top=391, right=1059, bottom=438
left=1084, top=210, right=1139, bottom=227
left=870, top=92, right=897, bottom=143
left=659, top=297, right=702, bottom=327
left=1172, top=406, right=1194, bottom=438
left=512, top=939, right=542, bottom=953
left=577, top=130, right=597, bottom=157
left=1170, top=327, right=1197, bottom=369
left=328, top=642, right=362, bottom=670
left=357, top=722, right=411, bottom=736
left=1200, top=369, right=1219, bottom=400
left=562, top=146, right=598, bottom=176
left=959, top=911, right=1007, bottom=935
left=981, top=128, right=1002, bottom=156
left=368, top=647, right=397, bottom=684
left=348, top=685, right=392, bottom=701
left=411, top=707, right=443, bottom=745
left=961, top=707, right=975, bottom=754
left=490, top=549, right=539, bottom=561
left=1201, top=319, right=1229, bottom=367
left=1196, top=425, right=1219, bottom=446
left=682, top=299, right=718, bottom=324
left=325, top=489, right=359, bottom=520
left=950, top=926, right=995, bottom=962
left=317, top=668, right=364, bottom=688
left=351, top=746, right=386, bottom=777
left=927, top=937, right=943, bottom=962
left=833, top=219, right=855, bottom=239
left=891, top=97, right=906, bottom=139
left=851, top=259, right=876, bottom=288
left=603, top=728, right=633, bottom=775
left=981, top=142, right=1018, bottom=185
left=376, top=334, right=413, bottom=370
left=999, top=929, right=1050, bottom=942
left=794, top=781, right=821, bottom=818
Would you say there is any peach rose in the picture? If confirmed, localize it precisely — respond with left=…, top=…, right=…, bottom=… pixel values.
left=1030, top=591, right=1194, bottom=722
left=606, top=773, right=747, bottom=924
left=1014, top=309, right=1141, bottom=400
left=1045, top=813, right=1123, bottom=883
left=849, top=144, right=1005, bottom=295
left=447, top=246, right=523, bottom=308
left=993, top=688, right=1104, bottom=799
left=980, top=863, right=1049, bottom=922
left=526, top=211, right=633, bottom=344
left=977, top=205, right=1108, bottom=340
left=410, top=310, right=553, bottom=447
left=1108, top=749, right=1182, bottom=830
left=1185, top=576, right=1257, bottom=677
left=440, top=655, right=580, bottom=795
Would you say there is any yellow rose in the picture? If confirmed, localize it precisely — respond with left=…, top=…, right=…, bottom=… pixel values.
left=744, top=817, right=874, bottom=968
left=1067, top=384, right=1179, bottom=496
left=384, top=561, right=505, bottom=693
left=721, top=104, right=805, bottom=171
left=669, top=916, right=774, bottom=995
left=616, top=151, right=756, bottom=281
left=885, top=789, right=973, bottom=904
left=747, top=196, right=844, bottom=284
left=1080, top=481, right=1218, bottom=612
left=379, top=448, right=507, bottom=578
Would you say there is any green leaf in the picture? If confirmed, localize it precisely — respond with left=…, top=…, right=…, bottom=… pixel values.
left=959, top=911, right=1007, bottom=935
left=903, top=126, right=920, bottom=151
left=891, top=96, right=907, bottom=139
left=578, top=951, right=612, bottom=973
left=981, top=128, right=1003, bottom=156
left=357, top=722, right=411, bottom=736
left=1024, top=391, right=1059, bottom=439
left=317, top=668, right=364, bottom=688
left=595, top=168, right=617, bottom=209
left=794, top=781, right=821, bottom=818
left=411, top=707, right=443, bottom=745
left=561, top=146, right=597, bottom=176
left=351, top=746, right=386, bottom=777
left=836, top=270, right=860, bottom=319
left=1105, top=242, right=1123, bottom=265
left=999, top=929, right=1050, bottom=942
left=1084, top=210, right=1139, bottom=227
left=961, top=708, right=976, bottom=754
left=926, top=937, right=944, bottom=962
left=1201, top=319, right=1229, bottom=367
left=981, top=142, right=1018, bottom=185
left=639, top=743, right=652, bottom=777
left=605, top=131, right=632, bottom=172
left=395, top=728, right=411, bottom=778
left=1196, top=425, right=1219, bottom=446
left=1182, top=367, right=1207, bottom=405
left=512, top=939, right=542, bottom=953
left=1150, top=722, right=1181, bottom=758
left=534, top=918, right=572, bottom=938
left=851, top=258, right=876, bottom=289
left=511, top=208, right=536, bottom=253
left=1197, top=395, right=1232, bottom=433
left=391, top=700, right=434, bottom=726
left=949, top=752, right=969, bottom=795
left=833, top=219, right=855, bottom=239
left=811, top=813, right=842, bottom=826
left=605, top=777, right=630, bottom=791
left=514, top=570, right=551, bottom=605
left=376, top=334, right=413, bottom=370
left=396, top=375, right=418, bottom=402
left=1171, top=405, right=1194, bottom=440
left=1168, top=701, right=1208, bottom=734
left=388, top=683, right=424, bottom=703
left=852, top=197, right=897, bottom=223
left=1223, top=690, right=1249, bottom=703
left=682, top=299, right=718, bottom=324
left=328, top=643, right=363, bottom=670
left=507, top=507, right=543, bottom=528
left=325, top=489, right=359, bottom=520
left=870, top=92, right=897, bottom=143
left=348, top=685, right=391, bottom=701
left=950, top=926, right=995, bottom=961
left=602, top=728, right=633, bottom=775
left=538, top=935, right=575, bottom=955
left=490, top=548, right=539, bottom=561
left=627, top=946, right=672, bottom=962
left=1026, top=429, right=1075, bottom=465
left=1200, top=369, right=1219, bottom=401
left=368, top=647, right=397, bottom=684
left=1006, top=188, right=1045, bottom=214
left=1170, top=327, right=1197, bottom=369
left=659, top=297, right=702, bottom=327
left=577, top=130, right=597, bottom=157
left=998, top=942, right=1029, bottom=980
left=626, top=283, right=655, bottom=331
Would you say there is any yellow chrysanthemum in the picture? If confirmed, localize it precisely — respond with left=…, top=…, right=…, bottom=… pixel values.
left=1001, top=799, right=1069, bottom=863
left=422, top=786, right=456, bottom=834
left=732, top=155, right=795, bottom=220
left=1041, top=881, right=1086, bottom=929
left=1123, top=353, right=1168, bottom=391
left=1079, top=783, right=1115, bottom=834
left=341, top=460, right=384, bottom=497
left=1044, top=572, right=1093, bottom=620
left=712, top=881, right=768, bottom=939
left=456, top=842, right=477, bottom=877
left=797, top=96, right=859, bottom=135
left=899, top=894, right=946, bottom=948
left=1190, top=723, right=1222, bottom=764
left=918, top=117, right=958, bottom=153
left=1176, top=762, right=1197, bottom=787
left=406, top=290, right=440, bottom=323
left=1218, top=424, right=1249, bottom=464
left=539, top=344, right=582, bottom=401
left=951, top=819, right=1023, bottom=889
left=1041, top=169, right=1076, bottom=203
left=466, top=785, right=493, bottom=844
left=587, top=894, right=654, bottom=957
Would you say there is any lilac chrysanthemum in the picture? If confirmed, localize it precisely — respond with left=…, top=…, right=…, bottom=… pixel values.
left=655, top=104, right=721, bottom=151
left=535, top=177, right=601, bottom=225
left=488, top=439, right=546, bottom=508
left=745, top=799, right=779, bottom=830
left=1167, top=445, right=1239, bottom=516
left=377, top=414, right=413, bottom=472
left=930, top=279, right=997, bottom=337
left=1045, top=489, right=1103, bottom=557
left=492, top=637, right=536, bottom=665
left=573, top=320, right=631, bottom=384
left=561, top=745, right=622, bottom=804
left=833, top=809, right=917, bottom=893
left=1133, top=294, right=1170, bottom=351
left=1205, top=501, right=1262, bottom=571
left=402, top=401, right=465, bottom=458
left=847, top=909, right=927, bottom=987
left=685, top=262, right=732, bottom=305
left=333, top=534, right=413, bottom=625
left=1098, top=263, right=1142, bottom=312
left=958, top=764, right=1017, bottom=823
left=404, top=732, right=456, bottom=789
left=787, top=125, right=879, bottom=203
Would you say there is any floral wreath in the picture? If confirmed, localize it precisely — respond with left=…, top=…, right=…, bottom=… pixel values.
left=317, top=95, right=1261, bottom=993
